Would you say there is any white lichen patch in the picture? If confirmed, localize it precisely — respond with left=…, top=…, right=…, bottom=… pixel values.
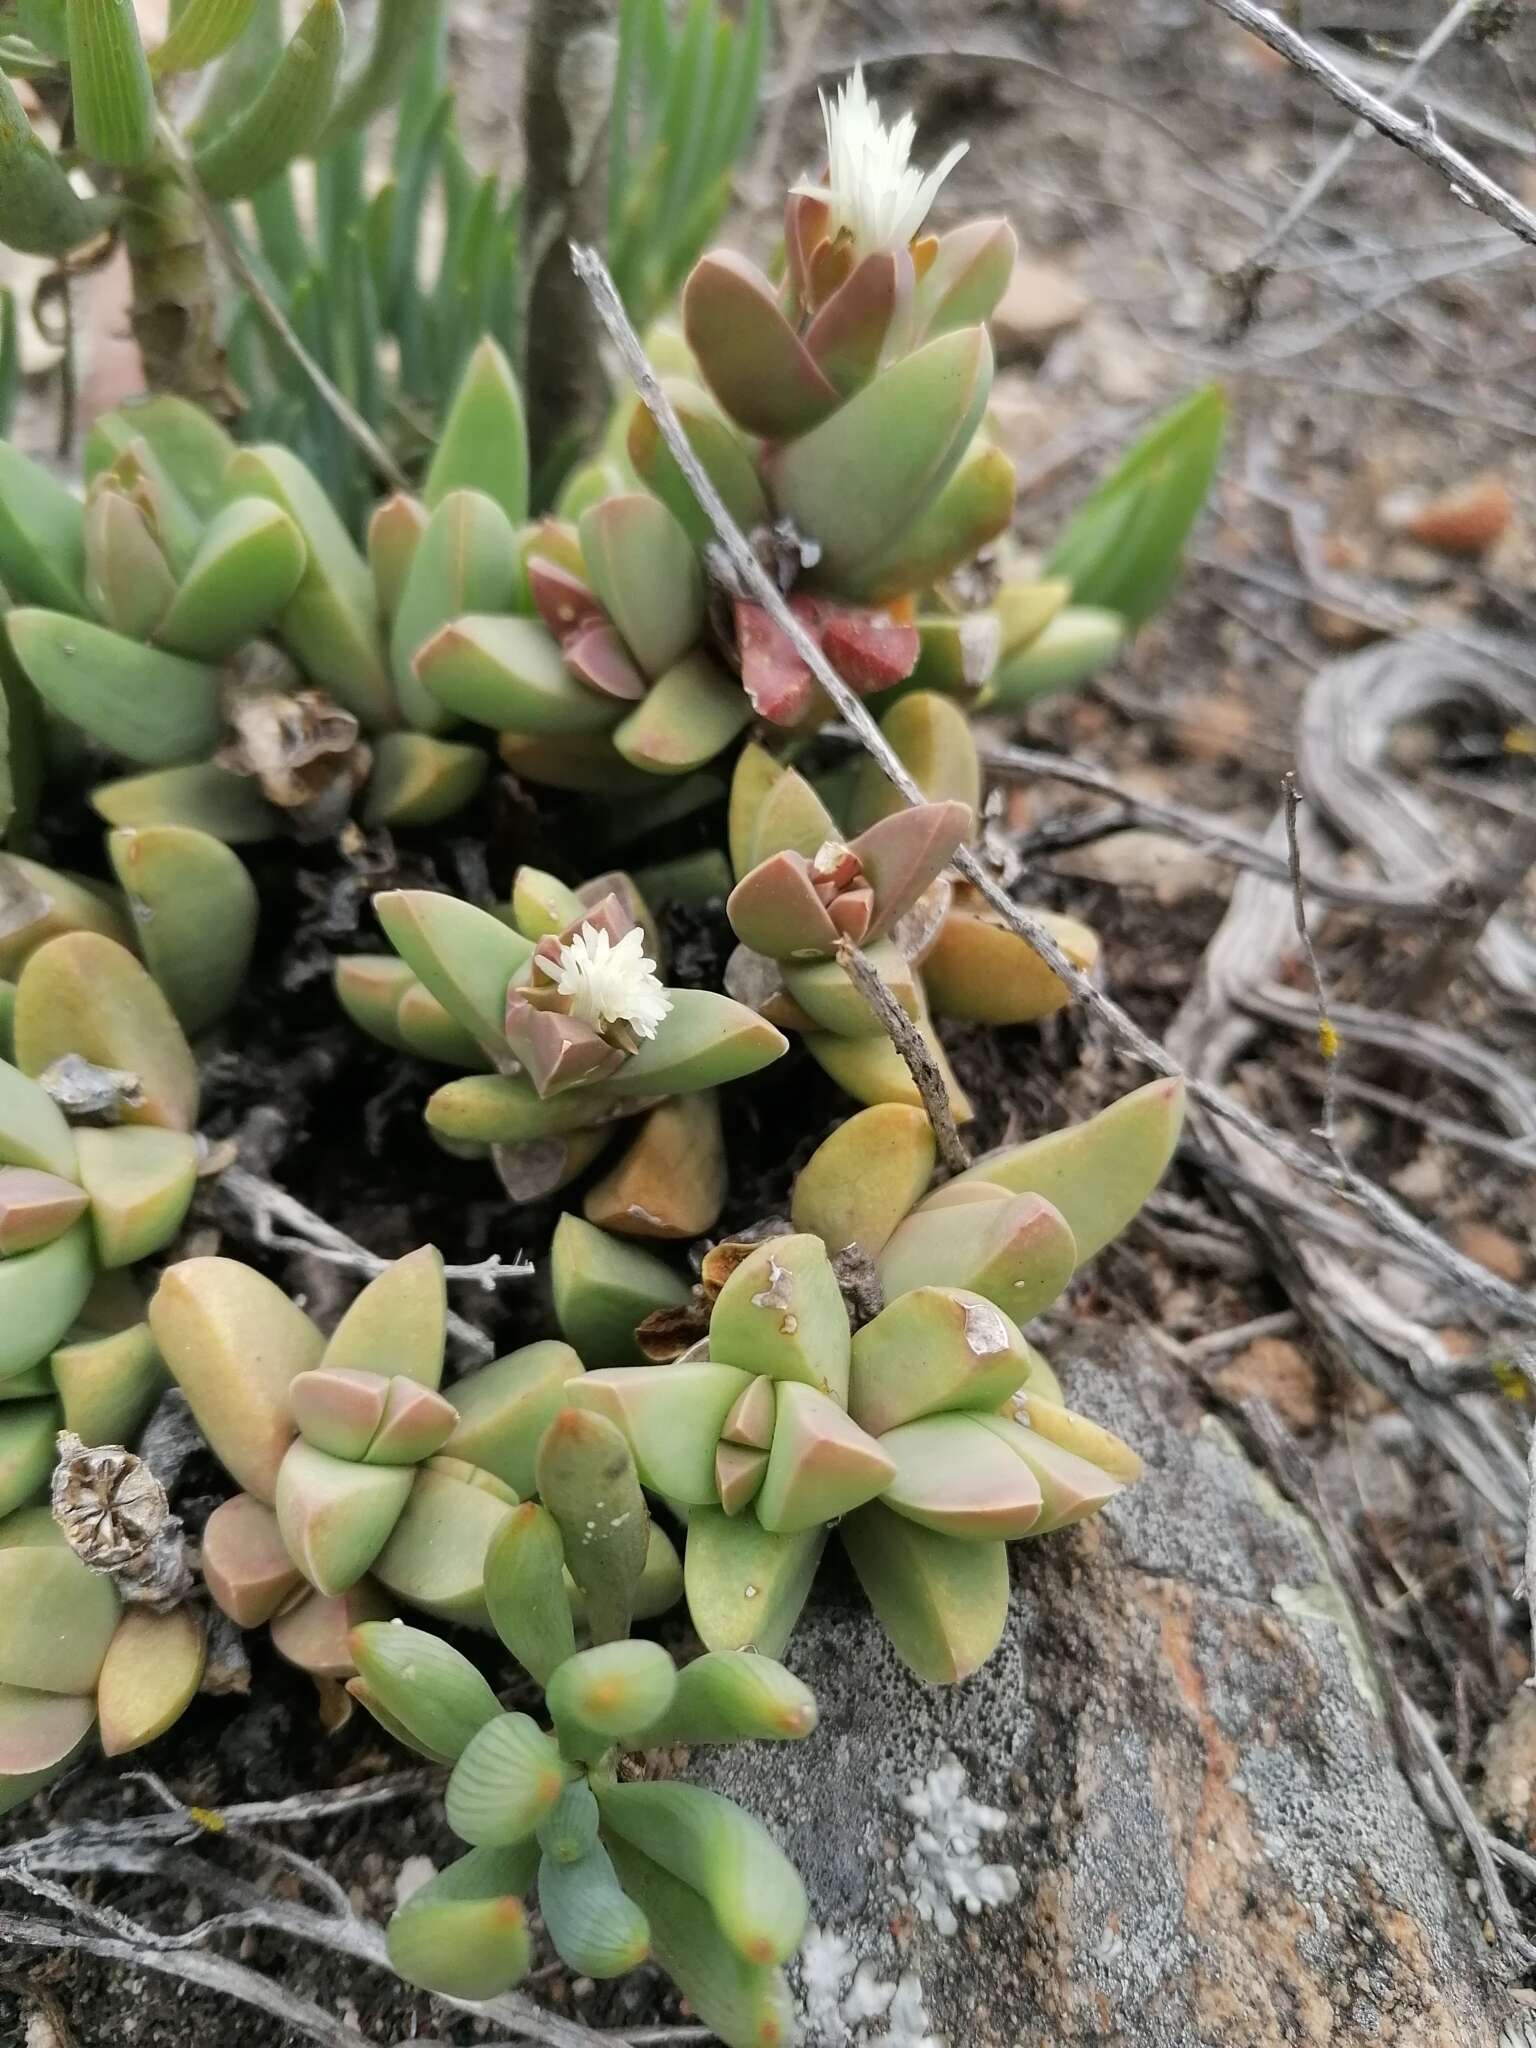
left=799, top=1929, right=941, bottom=2047
left=897, top=1754, right=1020, bottom=1936
left=961, top=1300, right=1010, bottom=1356
left=798, top=1755, right=1018, bottom=2044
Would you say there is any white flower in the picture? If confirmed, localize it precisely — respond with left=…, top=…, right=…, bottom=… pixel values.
left=803, top=66, right=967, bottom=261
left=537, top=922, right=671, bottom=1041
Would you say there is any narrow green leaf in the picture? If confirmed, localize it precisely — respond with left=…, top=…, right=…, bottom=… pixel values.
left=67, top=0, right=156, bottom=167
left=191, top=0, right=345, bottom=202
left=150, top=0, right=259, bottom=76
left=0, top=67, right=116, bottom=257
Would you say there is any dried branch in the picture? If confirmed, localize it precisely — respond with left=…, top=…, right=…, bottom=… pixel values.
left=1204, top=0, right=1536, bottom=251
left=217, top=1166, right=530, bottom=1362
left=955, top=732, right=1454, bottom=918
left=1225, top=0, right=1483, bottom=288
left=569, top=240, right=1536, bottom=1339
left=834, top=939, right=968, bottom=1175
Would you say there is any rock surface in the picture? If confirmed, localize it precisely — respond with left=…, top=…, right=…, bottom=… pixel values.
left=697, top=1339, right=1511, bottom=2046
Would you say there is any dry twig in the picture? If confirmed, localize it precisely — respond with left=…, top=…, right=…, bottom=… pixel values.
left=1203, top=0, right=1536, bottom=250
left=834, top=939, right=969, bottom=1175
left=217, top=1166, right=529, bottom=1361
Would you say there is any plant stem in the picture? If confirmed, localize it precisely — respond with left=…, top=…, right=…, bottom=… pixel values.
left=120, top=147, right=233, bottom=415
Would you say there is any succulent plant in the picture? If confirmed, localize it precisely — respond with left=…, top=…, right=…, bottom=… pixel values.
left=0, top=1500, right=206, bottom=1813
left=0, top=929, right=206, bottom=1515
left=0, top=343, right=526, bottom=872
left=553, top=1076, right=1185, bottom=1680
left=335, top=870, right=786, bottom=1224
left=151, top=1246, right=683, bottom=1688
left=351, top=1401, right=813, bottom=2048
left=723, top=715, right=1098, bottom=1115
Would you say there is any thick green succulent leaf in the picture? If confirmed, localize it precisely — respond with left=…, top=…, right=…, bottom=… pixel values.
left=632, top=1650, right=817, bottom=1748
left=625, top=376, right=769, bottom=550
left=600, top=987, right=786, bottom=1097
left=949, top=1077, right=1186, bottom=1265
left=1046, top=385, right=1226, bottom=629
left=572, top=1363, right=750, bottom=1505
left=483, top=1501, right=576, bottom=1686
left=683, top=1507, right=823, bottom=1659
left=877, top=1188, right=1076, bottom=1320
left=348, top=1620, right=500, bottom=1764
left=973, top=1411, right=1127, bottom=1533
left=374, top=889, right=531, bottom=1056
left=332, top=954, right=414, bottom=1051
left=96, top=1602, right=206, bottom=1756
left=840, top=1500, right=1008, bottom=1684
left=446, top=1710, right=573, bottom=1846
left=0, top=69, right=117, bottom=261
left=986, top=604, right=1126, bottom=706
left=539, top=1777, right=601, bottom=1865
left=612, top=649, right=751, bottom=776
left=322, top=1244, right=445, bottom=1388
left=0, top=1681, right=94, bottom=1799
left=14, top=931, right=198, bottom=1130
left=83, top=489, right=175, bottom=639
left=416, top=614, right=620, bottom=736
left=767, top=326, right=993, bottom=584
left=192, top=0, right=345, bottom=200
left=74, top=1124, right=198, bottom=1267
left=0, top=856, right=130, bottom=980
left=66, top=0, right=155, bottom=168
left=538, top=1843, right=650, bottom=1978
left=578, top=494, right=702, bottom=680
left=551, top=1213, right=690, bottom=1369
left=604, top=1835, right=797, bottom=2047
left=106, top=825, right=257, bottom=1035
left=804, top=248, right=909, bottom=398
left=425, top=337, right=529, bottom=525
left=391, top=489, right=522, bottom=732
left=150, top=1255, right=324, bottom=1501
left=0, top=1534, right=119, bottom=1692
left=597, top=1779, right=806, bottom=1967
left=0, top=1220, right=93, bottom=1382
left=156, top=498, right=308, bottom=659
left=425, top=1074, right=619, bottom=1147
left=849, top=1286, right=1033, bottom=1437
left=0, top=1166, right=84, bottom=1255
left=844, top=441, right=1016, bottom=605
left=879, top=1411, right=1043, bottom=1539
left=790, top=1103, right=935, bottom=1258
left=7, top=609, right=221, bottom=765
left=535, top=1407, right=648, bottom=1646
left=367, top=493, right=426, bottom=627
left=269, top=1579, right=391, bottom=1676
left=583, top=1089, right=727, bottom=1243
left=85, top=397, right=235, bottom=519
left=545, top=1639, right=676, bottom=1763
left=50, top=1320, right=164, bottom=1445
left=275, top=1440, right=413, bottom=1593
left=363, top=731, right=488, bottom=829
left=912, top=217, right=1017, bottom=341
left=1011, top=1385, right=1141, bottom=1483
left=386, top=1846, right=536, bottom=2000
left=0, top=1401, right=57, bottom=1517
left=223, top=444, right=393, bottom=728
left=848, top=691, right=981, bottom=834
left=804, top=1015, right=971, bottom=1122
left=446, top=1340, right=584, bottom=1497
left=781, top=942, right=919, bottom=1038
left=682, top=249, right=839, bottom=439
left=92, top=762, right=274, bottom=844
left=754, top=1380, right=894, bottom=1535
left=708, top=1234, right=850, bottom=1403
left=370, top=1459, right=517, bottom=1627
left=0, top=1057, right=76, bottom=1178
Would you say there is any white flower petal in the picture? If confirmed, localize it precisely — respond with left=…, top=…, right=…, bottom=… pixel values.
left=537, top=922, right=671, bottom=1042
left=814, top=66, right=965, bottom=262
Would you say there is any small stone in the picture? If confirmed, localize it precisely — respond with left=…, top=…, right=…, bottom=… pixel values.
left=1306, top=604, right=1381, bottom=650
left=1389, top=1148, right=1445, bottom=1205
left=1391, top=475, right=1514, bottom=558
left=1478, top=1688, right=1536, bottom=1849
left=1210, top=1337, right=1322, bottom=1432
left=1173, top=693, right=1252, bottom=764
left=991, top=259, right=1089, bottom=359
left=1053, top=829, right=1226, bottom=908
left=1452, top=1221, right=1526, bottom=1285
